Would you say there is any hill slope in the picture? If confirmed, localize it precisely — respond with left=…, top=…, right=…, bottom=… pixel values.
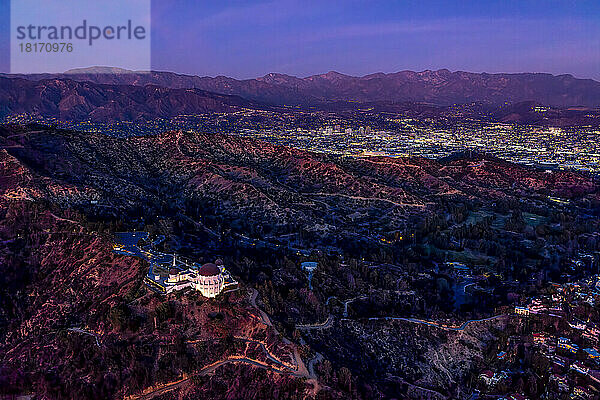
left=0, top=77, right=264, bottom=121
left=1, top=124, right=600, bottom=399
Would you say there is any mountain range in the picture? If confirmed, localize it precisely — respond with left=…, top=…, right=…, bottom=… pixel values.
left=4, top=67, right=600, bottom=108
left=0, top=76, right=263, bottom=121
left=2, top=67, right=600, bottom=123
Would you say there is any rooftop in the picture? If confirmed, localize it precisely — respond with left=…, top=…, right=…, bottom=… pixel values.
left=199, top=263, right=220, bottom=276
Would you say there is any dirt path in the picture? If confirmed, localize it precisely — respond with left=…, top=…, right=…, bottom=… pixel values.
left=126, top=288, right=317, bottom=400
left=49, top=213, right=79, bottom=224
left=306, top=192, right=426, bottom=208
left=67, top=327, right=101, bottom=347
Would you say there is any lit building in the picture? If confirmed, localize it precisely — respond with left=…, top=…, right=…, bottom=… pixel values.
left=550, top=374, right=569, bottom=392
left=515, top=306, right=530, bottom=316
left=583, top=347, right=600, bottom=359
left=194, top=263, right=225, bottom=298
left=557, top=337, right=579, bottom=354
left=569, top=318, right=586, bottom=330
left=528, top=299, right=545, bottom=313
left=532, top=333, right=549, bottom=345
left=572, top=386, right=591, bottom=399
left=583, top=323, right=600, bottom=342
left=156, top=257, right=235, bottom=298
left=164, top=256, right=196, bottom=292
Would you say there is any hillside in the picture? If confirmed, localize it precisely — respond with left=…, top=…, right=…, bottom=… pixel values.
left=1, top=124, right=600, bottom=399
left=0, top=77, right=264, bottom=122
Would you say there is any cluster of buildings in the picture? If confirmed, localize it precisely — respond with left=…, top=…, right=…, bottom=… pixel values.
left=496, top=395, right=528, bottom=400
left=321, top=125, right=372, bottom=136
left=234, top=117, right=600, bottom=174
left=13, top=107, right=600, bottom=174
left=146, top=256, right=238, bottom=298
left=113, top=232, right=238, bottom=299
left=8, top=105, right=600, bottom=173
left=478, top=275, right=600, bottom=399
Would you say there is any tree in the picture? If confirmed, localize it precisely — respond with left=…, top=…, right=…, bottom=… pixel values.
left=337, top=367, right=352, bottom=391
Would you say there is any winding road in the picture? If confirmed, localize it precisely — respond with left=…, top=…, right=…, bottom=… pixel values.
left=125, top=284, right=505, bottom=400
left=350, top=314, right=508, bottom=331
left=126, top=288, right=314, bottom=400
left=127, top=355, right=296, bottom=400
left=296, top=314, right=334, bottom=330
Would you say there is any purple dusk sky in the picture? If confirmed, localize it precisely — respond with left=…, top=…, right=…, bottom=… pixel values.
left=2, top=0, right=599, bottom=79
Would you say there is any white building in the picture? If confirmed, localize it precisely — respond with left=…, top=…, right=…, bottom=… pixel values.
left=194, top=263, right=225, bottom=298
left=162, top=258, right=227, bottom=297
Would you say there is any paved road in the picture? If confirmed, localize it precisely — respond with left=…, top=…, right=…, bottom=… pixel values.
left=300, top=294, right=367, bottom=330
left=296, top=314, right=334, bottom=330
left=49, top=213, right=79, bottom=224
left=343, top=296, right=367, bottom=317
left=246, top=288, right=313, bottom=379
left=128, top=355, right=294, bottom=400
left=325, top=296, right=337, bottom=306
left=248, top=288, right=273, bottom=328
left=234, top=336, right=296, bottom=370
left=295, top=303, right=505, bottom=334
left=351, top=314, right=508, bottom=331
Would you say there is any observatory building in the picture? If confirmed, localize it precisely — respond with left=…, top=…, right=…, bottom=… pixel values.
left=194, top=262, right=225, bottom=298
left=147, top=256, right=236, bottom=297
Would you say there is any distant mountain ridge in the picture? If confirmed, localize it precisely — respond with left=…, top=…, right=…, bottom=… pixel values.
left=4, top=67, right=600, bottom=107
left=0, top=76, right=264, bottom=121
